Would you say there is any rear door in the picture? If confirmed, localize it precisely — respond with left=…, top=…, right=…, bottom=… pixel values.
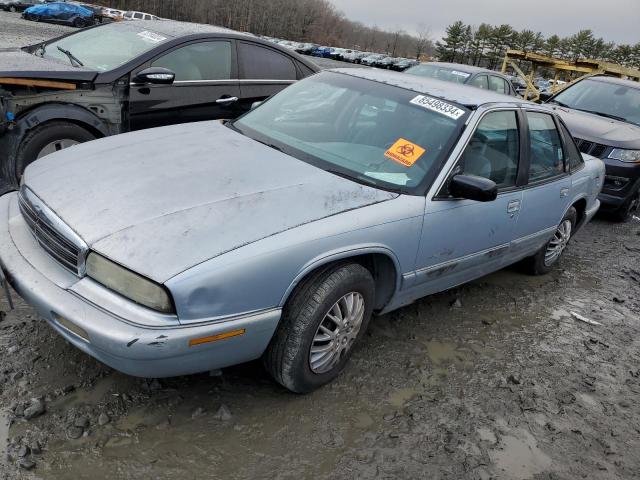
left=512, top=110, right=572, bottom=256
left=129, top=40, right=241, bottom=131
left=236, top=41, right=304, bottom=114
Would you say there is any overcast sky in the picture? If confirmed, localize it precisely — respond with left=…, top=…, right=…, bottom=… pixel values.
left=330, top=0, right=639, bottom=45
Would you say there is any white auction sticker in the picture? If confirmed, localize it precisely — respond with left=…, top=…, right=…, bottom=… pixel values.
left=409, top=95, right=466, bottom=120
left=451, top=70, right=471, bottom=78
left=137, top=31, right=167, bottom=43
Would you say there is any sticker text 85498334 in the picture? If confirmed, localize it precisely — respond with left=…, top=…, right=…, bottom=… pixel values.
left=409, top=95, right=465, bottom=120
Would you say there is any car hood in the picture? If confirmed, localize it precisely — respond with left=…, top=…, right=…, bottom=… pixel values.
left=24, top=121, right=396, bottom=283
left=554, top=107, right=640, bottom=149
left=0, top=48, right=98, bottom=82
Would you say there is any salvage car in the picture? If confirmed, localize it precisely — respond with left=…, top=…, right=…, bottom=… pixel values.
left=406, top=62, right=519, bottom=97
left=1, top=0, right=45, bottom=12
left=22, top=2, right=95, bottom=27
left=0, top=69, right=604, bottom=393
left=546, top=75, right=640, bottom=221
left=0, top=20, right=319, bottom=194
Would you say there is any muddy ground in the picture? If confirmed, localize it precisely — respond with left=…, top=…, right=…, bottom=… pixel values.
left=2, top=11, right=640, bottom=480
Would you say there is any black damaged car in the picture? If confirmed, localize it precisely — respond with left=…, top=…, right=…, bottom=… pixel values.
left=547, top=75, right=640, bottom=221
left=0, top=20, right=319, bottom=194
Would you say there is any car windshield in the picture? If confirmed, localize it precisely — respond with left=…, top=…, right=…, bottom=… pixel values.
left=38, top=23, right=171, bottom=71
left=405, top=64, right=472, bottom=84
left=552, top=78, right=640, bottom=127
left=232, top=72, right=468, bottom=192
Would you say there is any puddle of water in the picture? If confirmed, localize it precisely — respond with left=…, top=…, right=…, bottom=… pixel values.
left=0, top=410, right=10, bottom=469
left=387, top=387, right=419, bottom=407
left=489, top=429, right=552, bottom=480
left=424, top=340, right=469, bottom=365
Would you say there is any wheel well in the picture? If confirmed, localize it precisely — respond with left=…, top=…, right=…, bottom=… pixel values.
left=572, top=198, right=587, bottom=227
left=291, top=253, right=398, bottom=312
left=36, top=118, right=104, bottom=140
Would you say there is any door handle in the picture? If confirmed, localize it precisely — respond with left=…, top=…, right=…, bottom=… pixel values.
left=216, top=96, right=239, bottom=105
left=560, top=187, right=569, bottom=198
left=507, top=199, right=520, bottom=217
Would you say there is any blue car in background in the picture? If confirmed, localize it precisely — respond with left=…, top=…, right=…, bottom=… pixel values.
left=311, top=46, right=333, bottom=58
left=22, top=2, right=94, bottom=27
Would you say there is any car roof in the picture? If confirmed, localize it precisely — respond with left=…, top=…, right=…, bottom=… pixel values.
left=426, top=62, right=495, bottom=75
left=115, top=19, right=236, bottom=37
left=332, top=68, right=533, bottom=107
left=587, top=74, right=640, bottom=89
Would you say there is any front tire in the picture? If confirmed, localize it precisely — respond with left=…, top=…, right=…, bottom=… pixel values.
left=524, top=207, right=577, bottom=275
left=15, top=121, right=96, bottom=180
left=264, top=263, right=375, bottom=393
left=611, top=189, right=639, bottom=222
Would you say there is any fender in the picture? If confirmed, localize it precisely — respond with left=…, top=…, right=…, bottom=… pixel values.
left=0, top=103, right=114, bottom=195
left=279, top=245, right=403, bottom=308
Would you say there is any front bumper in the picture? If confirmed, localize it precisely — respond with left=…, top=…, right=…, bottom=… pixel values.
left=598, top=160, right=640, bottom=211
left=0, top=192, right=280, bottom=378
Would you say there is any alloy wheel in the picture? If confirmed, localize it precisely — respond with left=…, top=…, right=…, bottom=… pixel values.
left=37, top=139, right=80, bottom=159
left=544, top=219, right=572, bottom=266
left=309, top=292, right=365, bottom=374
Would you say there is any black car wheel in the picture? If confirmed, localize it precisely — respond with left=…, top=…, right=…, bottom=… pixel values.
left=524, top=207, right=577, bottom=275
left=15, top=121, right=96, bottom=180
left=72, top=17, right=84, bottom=27
left=612, top=189, right=640, bottom=222
left=264, top=263, right=375, bottom=393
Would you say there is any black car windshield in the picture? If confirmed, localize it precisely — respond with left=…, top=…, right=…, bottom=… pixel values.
left=233, top=71, right=468, bottom=192
left=405, top=64, right=472, bottom=84
left=38, top=23, right=171, bottom=71
left=552, top=78, right=640, bottom=127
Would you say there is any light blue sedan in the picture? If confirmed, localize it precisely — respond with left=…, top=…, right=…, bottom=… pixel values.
left=0, top=69, right=604, bottom=393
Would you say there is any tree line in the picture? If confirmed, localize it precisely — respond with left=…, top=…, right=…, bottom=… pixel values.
left=101, top=0, right=435, bottom=59
left=436, top=21, right=640, bottom=71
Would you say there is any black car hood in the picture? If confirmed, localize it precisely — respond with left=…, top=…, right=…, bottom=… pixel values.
left=554, top=107, right=640, bottom=149
left=0, top=48, right=98, bottom=82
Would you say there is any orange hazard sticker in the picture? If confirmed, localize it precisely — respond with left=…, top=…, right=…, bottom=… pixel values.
left=384, top=138, right=426, bottom=167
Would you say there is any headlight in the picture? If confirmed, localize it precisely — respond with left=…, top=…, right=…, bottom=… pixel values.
left=86, top=252, right=174, bottom=314
left=608, top=149, right=640, bottom=163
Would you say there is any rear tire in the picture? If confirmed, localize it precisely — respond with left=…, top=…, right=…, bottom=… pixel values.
left=72, top=17, right=84, bottom=27
left=524, top=207, right=577, bottom=275
left=264, top=263, right=375, bottom=393
left=611, top=189, right=639, bottom=222
left=15, top=121, right=96, bottom=180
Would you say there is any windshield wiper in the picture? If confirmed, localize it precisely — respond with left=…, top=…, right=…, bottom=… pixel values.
left=574, top=108, right=627, bottom=123
left=548, top=99, right=570, bottom=108
left=57, top=46, right=83, bottom=67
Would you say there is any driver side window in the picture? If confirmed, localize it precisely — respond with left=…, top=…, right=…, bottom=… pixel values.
left=458, top=111, right=520, bottom=189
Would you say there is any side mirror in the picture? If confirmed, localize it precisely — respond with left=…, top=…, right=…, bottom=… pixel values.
left=250, top=101, right=263, bottom=110
left=449, top=174, right=498, bottom=202
left=135, top=67, right=175, bottom=85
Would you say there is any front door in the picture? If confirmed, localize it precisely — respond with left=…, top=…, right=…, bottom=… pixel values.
left=129, top=40, right=241, bottom=131
left=414, top=110, right=523, bottom=296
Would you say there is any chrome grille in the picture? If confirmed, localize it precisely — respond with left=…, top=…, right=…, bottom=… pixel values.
left=18, top=187, right=87, bottom=275
left=573, top=137, right=608, bottom=158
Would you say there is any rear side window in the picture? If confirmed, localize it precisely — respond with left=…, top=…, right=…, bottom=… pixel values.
left=559, top=122, right=584, bottom=171
left=152, top=41, right=231, bottom=81
left=488, top=76, right=507, bottom=94
left=527, top=112, right=565, bottom=182
left=134, top=12, right=143, bottom=19
left=469, top=75, right=489, bottom=90
left=238, top=42, right=297, bottom=80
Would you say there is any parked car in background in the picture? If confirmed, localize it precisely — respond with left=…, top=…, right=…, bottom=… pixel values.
left=361, top=53, right=385, bottom=66
left=22, top=2, right=94, bottom=27
left=546, top=75, right=640, bottom=221
left=405, top=62, right=519, bottom=96
left=343, top=51, right=367, bottom=63
left=123, top=10, right=158, bottom=20
left=375, top=56, right=396, bottom=69
left=0, top=20, right=319, bottom=193
left=1, top=0, right=44, bottom=12
left=311, top=46, right=333, bottom=58
left=0, top=68, right=603, bottom=393
left=391, top=58, right=419, bottom=71
left=100, top=7, right=124, bottom=22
